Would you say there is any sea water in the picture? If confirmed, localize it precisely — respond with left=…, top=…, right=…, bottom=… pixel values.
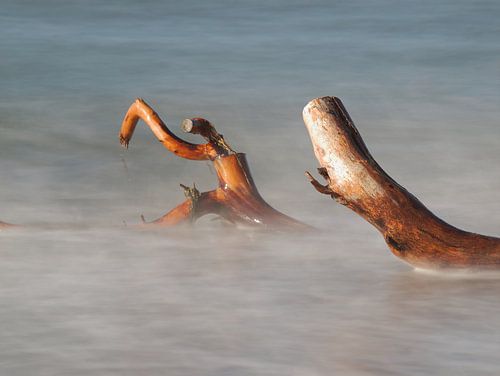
left=1, top=1, right=500, bottom=374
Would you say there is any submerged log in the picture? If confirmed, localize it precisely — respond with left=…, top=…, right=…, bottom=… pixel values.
left=119, top=98, right=309, bottom=230
left=303, top=96, right=500, bottom=269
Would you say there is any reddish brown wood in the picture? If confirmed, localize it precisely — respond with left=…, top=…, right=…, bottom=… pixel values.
left=303, top=96, right=500, bottom=269
left=0, top=221, right=15, bottom=229
left=120, top=98, right=310, bottom=230
left=120, top=99, right=220, bottom=160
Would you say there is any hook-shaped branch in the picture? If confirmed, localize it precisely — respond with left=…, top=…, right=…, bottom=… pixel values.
left=119, top=98, right=219, bottom=160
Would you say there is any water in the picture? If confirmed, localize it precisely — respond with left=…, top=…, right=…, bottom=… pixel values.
left=1, top=1, right=500, bottom=374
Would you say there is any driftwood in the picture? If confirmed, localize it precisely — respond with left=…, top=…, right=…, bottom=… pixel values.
left=119, top=98, right=309, bottom=230
left=0, top=221, right=13, bottom=229
left=303, top=96, right=500, bottom=269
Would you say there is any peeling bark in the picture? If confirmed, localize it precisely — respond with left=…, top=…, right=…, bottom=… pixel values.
left=303, top=96, right=500, bottom=269
left=120, top=98, right=310, bottom=230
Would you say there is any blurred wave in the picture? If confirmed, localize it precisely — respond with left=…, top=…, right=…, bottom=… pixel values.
left=1, top=0, right=500, bottom=374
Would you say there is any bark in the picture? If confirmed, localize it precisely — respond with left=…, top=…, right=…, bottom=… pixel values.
left=120, top=98, right=310, bottom=230
left=303, top=96, right=500, bottom=269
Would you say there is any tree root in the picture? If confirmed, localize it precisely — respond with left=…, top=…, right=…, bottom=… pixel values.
left=120, top=98, right=310, bottom=231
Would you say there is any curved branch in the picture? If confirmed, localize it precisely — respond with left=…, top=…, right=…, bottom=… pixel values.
left=141, top=154, right=310, bottom=230
left=150, top=189, right=223, bottom=226
left=303, top=96, right=500, bottom=269
left=119, top=98, right=219, bottom=160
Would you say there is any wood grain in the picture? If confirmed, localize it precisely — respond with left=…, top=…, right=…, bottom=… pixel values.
left=303, top=96, right=500, bottom=269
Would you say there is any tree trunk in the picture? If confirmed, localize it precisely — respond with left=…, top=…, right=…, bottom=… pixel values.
left=303, top=96, right=500, bottom=269
left=120, top=98, right=310, bottom=231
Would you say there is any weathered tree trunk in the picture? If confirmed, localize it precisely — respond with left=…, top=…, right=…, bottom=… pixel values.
left=120, top=98, right=309, bottom=230
left=303, top=96, right=500, bottom=269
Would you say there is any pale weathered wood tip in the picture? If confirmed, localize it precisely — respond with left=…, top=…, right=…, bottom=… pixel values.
left=180, top=119, right=194, bottom=133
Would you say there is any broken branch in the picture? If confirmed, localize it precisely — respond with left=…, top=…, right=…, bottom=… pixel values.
left=303, top=96, right=500, bottom=269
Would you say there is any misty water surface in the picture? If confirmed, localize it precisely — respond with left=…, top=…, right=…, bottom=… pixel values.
left=1, top=1, right=500, bottom=375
